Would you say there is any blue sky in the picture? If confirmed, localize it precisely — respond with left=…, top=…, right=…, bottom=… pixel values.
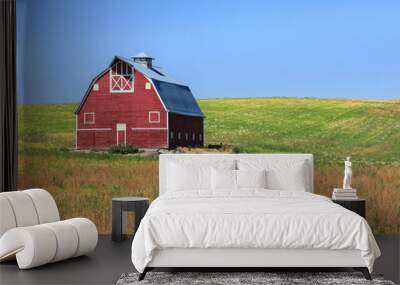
left=17, top=0, right=400, bottom=104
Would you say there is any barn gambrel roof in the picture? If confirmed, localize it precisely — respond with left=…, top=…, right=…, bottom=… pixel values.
left=75, top=56, right=204, bottom=118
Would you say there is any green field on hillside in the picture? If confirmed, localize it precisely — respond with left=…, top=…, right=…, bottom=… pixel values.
left=19, top=98, right=400, bottom=164
left=17, top=98, right=400, bottom=234
left=202, top=98, right=400, bottom=164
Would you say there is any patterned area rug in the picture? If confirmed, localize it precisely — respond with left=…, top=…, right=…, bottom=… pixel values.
left=116, top=272, right=396, bottom=285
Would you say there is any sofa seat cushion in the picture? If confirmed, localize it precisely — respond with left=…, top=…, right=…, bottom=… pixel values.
left=0, top=196, right=17, bottom=237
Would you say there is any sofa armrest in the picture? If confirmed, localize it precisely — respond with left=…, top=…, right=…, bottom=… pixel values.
left=0, top=226, right=57, bottom=268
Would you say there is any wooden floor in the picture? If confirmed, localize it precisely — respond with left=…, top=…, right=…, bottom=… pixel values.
left=0, top=235, right=398, bottom=285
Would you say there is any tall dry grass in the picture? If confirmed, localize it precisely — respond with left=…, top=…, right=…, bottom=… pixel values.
left=315, top=165, right=400, bottom=233
left=18, top=155, right=159, bottom=233
left=18, top=155, right=400, bottom=234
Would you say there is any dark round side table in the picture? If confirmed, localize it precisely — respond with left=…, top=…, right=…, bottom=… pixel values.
left=112, top=197, right=149, bottom=242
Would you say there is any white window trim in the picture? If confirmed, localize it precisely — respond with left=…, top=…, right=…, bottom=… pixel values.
left=109, top=62, right=134, bottom=93
left=145, top=82, right=151, bottom=90
left=148, top=111, right=160, bottom=123
left=84, top=112, right=95, bottom=124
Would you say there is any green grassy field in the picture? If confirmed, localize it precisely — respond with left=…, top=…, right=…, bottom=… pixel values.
left=202, top=97, right=400, bottom=164
left=18, top=98, right=400, bottom=233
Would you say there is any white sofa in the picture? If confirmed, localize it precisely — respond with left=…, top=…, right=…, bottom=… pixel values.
left=0, top=189, right=98, bottom=269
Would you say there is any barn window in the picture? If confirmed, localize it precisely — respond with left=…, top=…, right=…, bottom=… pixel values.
left=185, top=133, right=188, bottom=141
left=178, top=132, right=181, bottom=140
left=145, top=82, right=151, bottom=90
left=110, top=61, right=134, bottom=93
left=192, top=133, right=195, bottom=141
left=149, top=111, right=160, bottom=123
left=84, top=112, right=95, bottom=124
left=170, top=131, right=174, bottom=139
left=199, top=133, right=202, bottom=141
left=93, top=83, right=99, bottom=91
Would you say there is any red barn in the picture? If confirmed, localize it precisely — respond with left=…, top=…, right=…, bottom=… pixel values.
left=75, top=53, right=204, bottom=149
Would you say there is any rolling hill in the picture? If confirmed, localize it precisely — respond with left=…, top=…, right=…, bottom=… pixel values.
left=201, top=97, right=400, bottom=164
left=19, top=97, right=400, bottom=164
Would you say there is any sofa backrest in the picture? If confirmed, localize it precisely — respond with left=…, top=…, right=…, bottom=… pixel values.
left=159, top=154, right=314, bottom=195
left=0, top=189, right=60, bottom=237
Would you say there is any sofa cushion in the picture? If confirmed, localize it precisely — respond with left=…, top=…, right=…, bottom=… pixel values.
left=63, top=218, right=98, bottom=257
left=0, top=196, right=17, bottom=237
left=24, top=189, right=60, bottom=224
left=42, top=221, right=79, bottom=262
left=0, top=192, right=39, bottom=227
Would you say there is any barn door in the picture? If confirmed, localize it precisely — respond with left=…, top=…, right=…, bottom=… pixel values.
left=116, top=123, right=126, bottom=145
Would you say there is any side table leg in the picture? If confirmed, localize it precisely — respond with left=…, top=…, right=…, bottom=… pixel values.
left=134, top=202, right=149, bottom=234
left=122, top=210, right=127, bottom=236
left=112, top=202, right=123, bottom=242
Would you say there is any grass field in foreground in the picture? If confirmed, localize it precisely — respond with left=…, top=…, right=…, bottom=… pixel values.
left=18, top=98, right=400, bottom=233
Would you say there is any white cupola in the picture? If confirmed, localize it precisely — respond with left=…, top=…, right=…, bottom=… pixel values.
left=132, top=52, right=154, bottom=68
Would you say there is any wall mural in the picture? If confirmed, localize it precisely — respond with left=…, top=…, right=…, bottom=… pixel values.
left=17, top=0, right=400, bottom=235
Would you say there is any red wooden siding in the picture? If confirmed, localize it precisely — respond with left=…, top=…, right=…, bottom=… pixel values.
left=77, top=62, right=167, bottom=149
left=76, top=59, right=204, bottom=150
left=128, top=129, right=167, bottom=148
